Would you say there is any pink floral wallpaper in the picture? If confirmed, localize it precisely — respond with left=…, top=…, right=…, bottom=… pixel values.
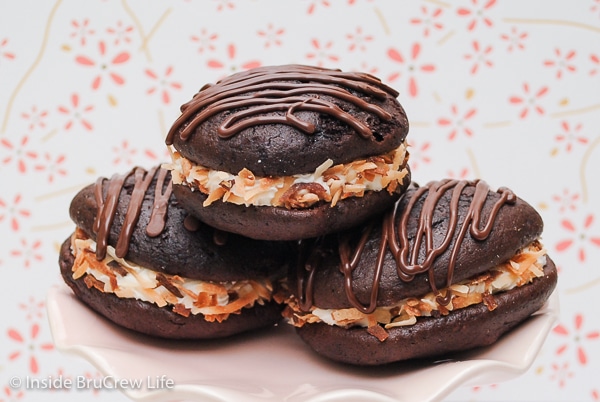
left=1, top=0, right=599, bottom=401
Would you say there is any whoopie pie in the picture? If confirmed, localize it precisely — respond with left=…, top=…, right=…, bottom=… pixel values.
left=284, top=179, right=558, bottom=365
left=59, top=165, right=292, bottom=339
left=164, top=64, right=411, bottom=241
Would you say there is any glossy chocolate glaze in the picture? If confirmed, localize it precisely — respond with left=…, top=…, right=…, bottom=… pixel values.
left=69, top=166, right=293, bottom=281
left=165, top=64, right=400, bottom=144
left=92, top=166, right=172, bottom=260
left=297, top=179, right=518, bottom=314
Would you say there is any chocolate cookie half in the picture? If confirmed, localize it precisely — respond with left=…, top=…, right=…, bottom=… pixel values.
left=284, top=179, right=558, bottom=365
left=164, top=64, right=411, bottom=240
left=59, top=165, right=292, bottom=339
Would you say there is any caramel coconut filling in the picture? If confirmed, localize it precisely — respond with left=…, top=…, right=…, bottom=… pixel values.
left=164, top=142, right=409, bottom=208
left=284, top=242, right=547, bottom=341
left=70, top=231, right=284, bottom=322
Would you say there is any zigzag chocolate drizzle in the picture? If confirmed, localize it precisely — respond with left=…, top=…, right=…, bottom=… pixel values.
left=92, top=166, right=173, bottom=261
left=297, top=179, right=517, bottom=314
left=165, top=64, right=399, bottom=144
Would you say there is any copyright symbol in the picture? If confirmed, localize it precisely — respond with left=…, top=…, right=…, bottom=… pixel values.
left=9, top=376, right=22, bottom=389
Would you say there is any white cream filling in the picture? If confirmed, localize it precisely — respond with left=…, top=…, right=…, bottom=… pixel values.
left=163, top=141, right=409, bottom=208
left=70, top=235, right=277, bottom=320
left=285, top=242, right=547, bottom=331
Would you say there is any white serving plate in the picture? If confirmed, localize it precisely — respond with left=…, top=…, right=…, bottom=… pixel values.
left=47, top=284, right=559, bottom=402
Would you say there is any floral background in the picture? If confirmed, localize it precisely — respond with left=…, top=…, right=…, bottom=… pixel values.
left=1, top=0, right=599, bottom=401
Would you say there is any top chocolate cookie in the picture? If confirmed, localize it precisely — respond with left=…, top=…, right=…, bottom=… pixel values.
left=165, top=64, right=409, bottom=176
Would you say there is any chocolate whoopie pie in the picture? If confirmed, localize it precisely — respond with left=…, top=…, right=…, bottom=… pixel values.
left=284, top=179, right=558, bottom=365
left=164, top=64, right=411, bottom=241
left=59, top=165, right=292, bottom=339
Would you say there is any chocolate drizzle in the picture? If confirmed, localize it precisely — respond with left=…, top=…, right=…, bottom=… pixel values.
left=182, top=215, right=228, bottom=245
left=183, top=214, right=201, bottom=232
left=92, top=166, right=173, bottom=260
left=297, top=179, right=517, bottom=314
left=165, top=64, right=399, bottom=144
left=146, top=167, right=172, bottom=237
left=212, top=229, right=229, bottom=246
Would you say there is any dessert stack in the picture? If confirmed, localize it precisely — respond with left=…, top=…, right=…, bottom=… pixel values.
left=59, top=64, right=557, bottom=365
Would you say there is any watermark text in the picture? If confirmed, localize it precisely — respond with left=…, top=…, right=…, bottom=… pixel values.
left=8, top=374, right=175, bottom=392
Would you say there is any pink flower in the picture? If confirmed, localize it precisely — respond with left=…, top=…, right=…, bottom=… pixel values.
left=464, top=40, right=493, bottom=75
left=554, top=121, right=588, bottom=153
left=306, top=0, right=330, bottom=15
left=500, top=26, right=528, bottom=52
left=386, top=43, right=435, bottom=97
left=555, top=214, right=600, bottom=262
left=346, top=26, right=373, bottom=52
left=0, top=386, right=24, bottom=401
left=552, top=188, right=580, bottom=213
left=407, top=140, right=431, bottom=171
left=7, top=323, right=54, bottom=374
left=1, top=136, right=38, bottom=173
left=10, top=238, right=43, bottom=269
left=214, top=0, right=235, bottom=11
left=106, top=20, right=134, bottom=46
left=410, top=6, right=444, bottom=37
left=553, top=313, right=600, bottom=365
left=190, top=29, right=218, bottom=54
left=20, top=106, right=49, bottom=131
left=75, top=40, right=130, bottom=90
left=356, top=61, right=378, bottom=75
left=590, top=53, right=599, bottom=76
left=70, top=19, right=95, bottom=46
left=19, top=296, right=46, bottom=321
left=0, top=194, right=31, bottom=232
left=447, top=167, right=470, bottom=179
left=207, top=43, right=261, bottom=74
left=112, top=140, right=137, bottom=166
left=257, top=24, right=285, bottom=49
left=508, top=83, right=549, bottom=119
left=57, top=93, right=94, bottom=131
left=543, top=48, right=577, bottom=79
left=456, top=0, right=496, bottom=31
left=305, top=39, right=339, bottom=67
left=34, top=153, right=68, bottom=183
left=550, top=361, right=574, bottom=388
left=437, top=104, right=477, bottom=140
left=0, top=38, right=16, bottom=63
left=591, top=0, right=600, bottom=18
left=471, top=384, right=497, bottom=393
left=143, top=147, right=171, bottom=161
left=145, top=66, right=182, bottom=105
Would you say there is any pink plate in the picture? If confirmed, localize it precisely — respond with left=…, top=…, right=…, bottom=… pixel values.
left=47, top=284, right=559, bottom=402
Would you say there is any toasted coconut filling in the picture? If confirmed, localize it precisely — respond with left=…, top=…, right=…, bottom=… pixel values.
left=163, top=142, right=409, bottom=208
left=284, top=241, right=547, bottom=341
left=69, top=230, right=284, bottom=322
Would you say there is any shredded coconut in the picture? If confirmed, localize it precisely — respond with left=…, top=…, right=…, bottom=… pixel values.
left=284, top=241, right=547, bottom=339
left=163, top=142, right=409, bottom=208
left=70, top=230, right=282, bottom=321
